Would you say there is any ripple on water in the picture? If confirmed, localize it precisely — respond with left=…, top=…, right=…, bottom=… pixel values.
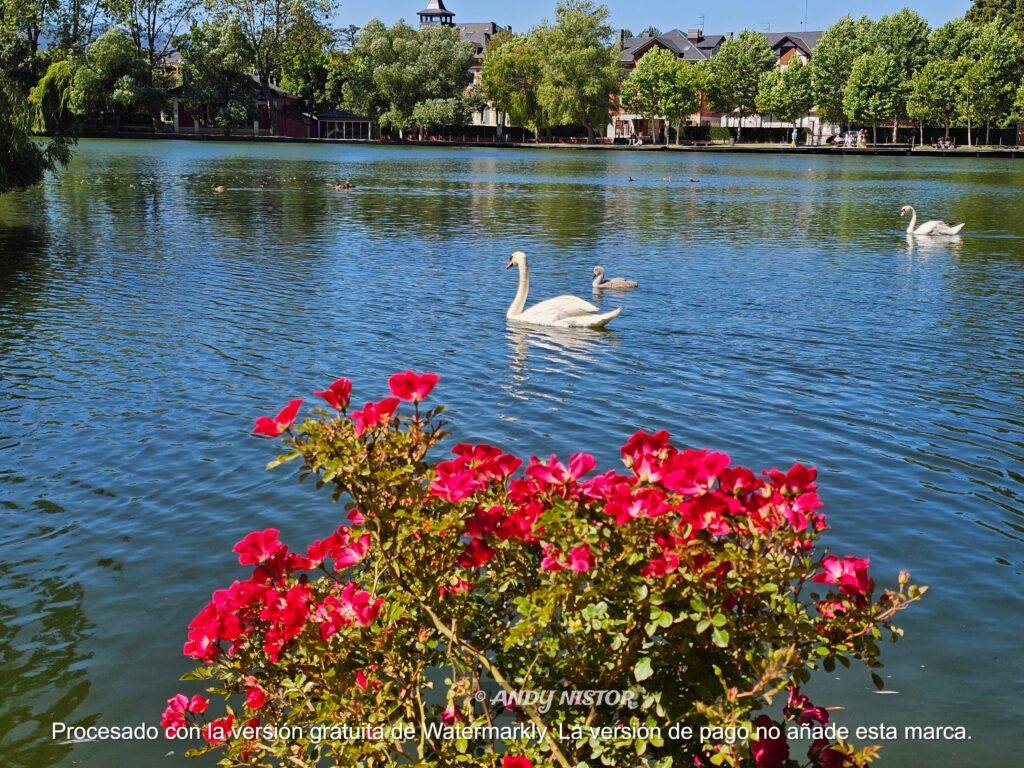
left=0, top=141, right=1022, bottom=766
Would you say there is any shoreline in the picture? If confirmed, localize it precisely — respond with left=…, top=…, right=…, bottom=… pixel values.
left=65, top=132, right=1024, bottom=159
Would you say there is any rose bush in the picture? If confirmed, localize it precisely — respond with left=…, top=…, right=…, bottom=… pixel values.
left=165, top=370, right=925, bottom=767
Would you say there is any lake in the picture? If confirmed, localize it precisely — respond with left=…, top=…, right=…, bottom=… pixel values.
left=1, top=139, right=1022, bottom=767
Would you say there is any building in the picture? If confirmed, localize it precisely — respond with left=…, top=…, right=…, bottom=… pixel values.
left=168, top=76, right=314, bottom=138
left=316, top=109, right=378, bottom=140
left=612, top=28, right=726, bottom=140
left=611, top=27, right=834, bottom=142
left=417, top=0, right=511, bottom=128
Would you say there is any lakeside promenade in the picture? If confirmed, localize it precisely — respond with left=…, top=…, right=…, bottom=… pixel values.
left=65, top=132, right=1024, bottom=159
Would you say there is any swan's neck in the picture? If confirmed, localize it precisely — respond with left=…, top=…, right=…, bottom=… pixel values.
left=906, top=207, right=917, bottom=234
left=592, top=274, right=603, bottom=288
left=507, top=261, right=529, bottom=318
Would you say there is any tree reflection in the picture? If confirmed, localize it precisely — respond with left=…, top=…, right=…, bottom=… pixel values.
left=0, top=564, right=94, bottom=767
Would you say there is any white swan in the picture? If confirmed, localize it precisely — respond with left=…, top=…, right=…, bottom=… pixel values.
left=505, top=251, right=621, bottom=329
left=592, top=266, right=638, bottom=290
left=900, top=205, right=964, bottom=236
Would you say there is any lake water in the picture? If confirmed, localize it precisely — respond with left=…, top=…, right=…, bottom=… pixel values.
left=1, top=139, right=1022, bottom=767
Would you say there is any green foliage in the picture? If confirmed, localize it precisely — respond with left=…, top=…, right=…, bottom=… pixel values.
left=871, top=8, right=931, bottom=81
left=218, top=0, right=333, bottom=98
left=708, top=124, right=731, bottom=143
left=410, top=97, right=472, bottom=134
left=343, top=19, right=473, bottom=134
left=621, top=47, right=702, bottom=143
left=29, top=58, right=77, bottom=133
left=843, top=51, right=901, bottom=136
left=69, top=28, right=160, bottom=122
left=320, top=50, right=351, bottom=111
left=756, top=57, right=813, bottom=125
left=966, top=0, right=1024, bottom=34
left=1, top=73, right=72, bottom=194
left=480, top=29, right=545, bottom=134
left=535, top=0, right=620, bottom=136
left=810, top=16, right=876, bottom=125
left=174, top=16, right=253, bottom=128
left=1011, top=79, right=1024, bottom=123
left=279, top=8, right=334, bottom=113
left=929, top=17, right=980, bottom=61
left=704, top=30, right=775, bottom=139
left=907, top=58, right=966, bottom=135
left=172, top=377, right=926, bottom=768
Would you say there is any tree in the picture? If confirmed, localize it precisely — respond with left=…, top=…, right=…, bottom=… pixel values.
left=967, top=0, right=1024, bottom=34
left=278, top=8, right=333, bottom=114
left=871, top=8, right=931, bottom=140
left=69, top=28, right=159, bottom=125
left=535, top=0, right=620, bottom=139
left=968, top=21, right=1024, bottom=143
left=216, top=0, right=333, bottom=132
left=410, top=96, right=471, bottom=138
left=106, top=0, right=197, bottom=73
left=343, top=19, right=473, bottom=136
left=1, top=73, right=72, bottom=194
left=174, top=17, right=254, bottom=134
left=1010, top=79, right=1024, bottom=141
left=29, top=57, right=76, bottom=134
left=621, top=46, right=701, bottom=144
left=929, top=17, right=979, bottom=62
left=480, top=29, right=545, bottom=138
left=843, top=51, right=901, bottom=143
left=620, top=46, right=673, bottom=141
left=811, top=15, right=875, bottom=127
left=638, top=25, right=660, bottom=37
left=756, top=56, right=813, bottom=132
left=704, top=29, right=775, bottom=141
left=320, top=50, right=350, bottom=110
left=959, top=55, right=1000, bottom=146
left=907, top=58, right=966, bottom=141
left=49, top=0, right=103, bottom=51
left=337, top=23, right=359, bottom=51
left=0, top=0, right=52, bottom=91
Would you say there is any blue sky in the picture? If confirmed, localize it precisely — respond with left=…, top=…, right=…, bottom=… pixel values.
left=336, top=0, right=972, bottom=34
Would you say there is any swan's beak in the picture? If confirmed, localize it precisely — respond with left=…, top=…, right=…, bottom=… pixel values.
left=505, top=259, right=514, bottom=269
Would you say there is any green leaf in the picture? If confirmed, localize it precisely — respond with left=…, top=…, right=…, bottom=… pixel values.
left=711, top=627, right=729, bottom=648
left=696, top=618, right=711, bottom=634
left=634, top=657, right=654, bottom=682
left=711, top=613, right=727, bottom=627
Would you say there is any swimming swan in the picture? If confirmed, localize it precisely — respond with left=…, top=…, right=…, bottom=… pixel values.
left=592, top=266, right=638, bottom=290
left=900, top=205, right=964, bottom=236
left=505, top=252, right=621, bottom=329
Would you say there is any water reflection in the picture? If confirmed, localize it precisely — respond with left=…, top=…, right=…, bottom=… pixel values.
left=0, top=560, right=93, bottom=767
left=904, top=233, right=964, bottom=258
left=505, top=322, right=608, bottom=387
left=0, top=141, right=1021, bottom=767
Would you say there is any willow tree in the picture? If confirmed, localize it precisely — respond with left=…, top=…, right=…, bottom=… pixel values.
left=0, top=74, right=73, bottom=194
left=480, top=29, right=546, bottom=138
left=535, top=0, right=620, bottom=140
